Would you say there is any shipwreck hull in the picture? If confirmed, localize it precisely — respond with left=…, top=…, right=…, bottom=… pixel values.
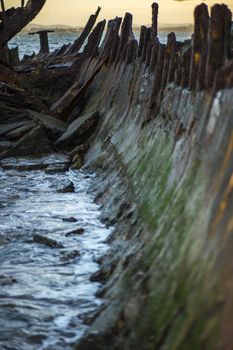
left=75, top=73, right=233, bottom=350
left=58, top=4, right=232, bottom=349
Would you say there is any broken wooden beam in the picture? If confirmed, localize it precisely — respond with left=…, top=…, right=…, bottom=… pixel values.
left=126, top=39, right=138, bottom=65
left=151, top=3, right=158, bottom=40
left=149, top=38, right=159, bottom=71
left=68, top=7, right=101, bottom=55
left=116, top=12, right=134, bottom=62
left=100, top=17, right=122, bottom=59
left=142, top=27, right=151, bottom=63
left=189, top=3, right=209, bottom=91
left=138, top=26, right=147, bottom=58
left=82, top=20, right=106, bottom=58
left=0, top=0, right=5, bottom=15
left=205, top=4, right=232, bottom=88
left=149, top=43, right=166, bottom=109
left=0, top=0, right=46, bottom=46
left=161, top=32, right=176, bottom=90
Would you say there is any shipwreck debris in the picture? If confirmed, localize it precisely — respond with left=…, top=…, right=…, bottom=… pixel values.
left=28, top=29, right=55, bottom=54
left=0, top=2, right=232, bottom=350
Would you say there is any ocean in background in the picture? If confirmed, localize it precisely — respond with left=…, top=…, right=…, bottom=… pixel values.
left=9, top=31, right=192, bottom=60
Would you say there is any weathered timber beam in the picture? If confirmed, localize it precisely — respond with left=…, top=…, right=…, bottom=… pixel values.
left=0, top=0, right=5, bottom=14
left=126, top=39, right=138, bottom=64
left=82, top=20, right=106, bottom=58
left=149, top=43, right=166, bottom=109
left=100, top=17, right=122, bottom=58
left=151, top=3, right=158, bottom=40
left=189, top=3, right=209, bottom=91
left=0, top=0, right=46, bottom=46
left=138, top=26, right=147, bottom=58
left=145, top=4, right=159, bottom=67
left=51, top=56, right=108, bottom=117
left=205, top=4, right=232, bottom=88
left=213, top=60, right=233, bottom=91
left=161, top=32, right=176, bottom=90
left=68, top=7, right=101, bottom=55
left=142, top=27, right=151, bottom=63
left=116, top=12, right=134, bottom=61
left=149, top=38, right=159, bottom=71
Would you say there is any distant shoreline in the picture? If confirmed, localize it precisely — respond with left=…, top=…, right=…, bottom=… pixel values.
left=22, top=23, right=193, bottom=34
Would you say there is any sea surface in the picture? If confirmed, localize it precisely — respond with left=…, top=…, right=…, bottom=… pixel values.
left=9, top=31, right=192, bottom=59
left=0, top=155, right=112, bottom=350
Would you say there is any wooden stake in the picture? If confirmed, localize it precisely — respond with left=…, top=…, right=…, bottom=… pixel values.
left=0, top=0, right=5, bottom=14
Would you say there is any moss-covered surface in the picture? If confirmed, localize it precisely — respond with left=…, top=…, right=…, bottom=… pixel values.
left=77, top=59, right=233, bottom=349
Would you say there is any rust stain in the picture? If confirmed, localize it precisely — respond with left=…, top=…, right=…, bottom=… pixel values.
left=210, top=173, right=233, bottom=234
left=209, top=131, right=233, bottom=234
left=194, top=52, right=201, bottom=65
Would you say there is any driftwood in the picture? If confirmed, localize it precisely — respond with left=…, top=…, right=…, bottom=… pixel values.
left=0, top=0, right=46, bottom=46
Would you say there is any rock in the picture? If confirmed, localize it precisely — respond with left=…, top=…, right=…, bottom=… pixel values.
left=5, top=122, right=34, bottom=140
left=60, top=250, right=80, bottom=261
left=45, top=163, right=69, bottom=174
left=90, top=261, right=117, bottom=282
left=62, top=217, right=78, bottom=223
left=79, top=308, right=105, bottom=326
left=0, top=235, right=9, bottom=246
left=65, top=228, right=85, bottom=237
left=1, top=162, right=48, bottom=171
left=0, top=274, right=17, bottom=286
left=76, top=331, right=114, bottom=350
left=0, top=126, right=53, bottom=159
left=54, top=111, right=99, bottom=149
left=70, top=153, right=84, bottom=169
left=68, top=144, right=89, bottom=158
left=33, top=234, right=64, bottom=249
left=57, top=181, right=75, bottom=193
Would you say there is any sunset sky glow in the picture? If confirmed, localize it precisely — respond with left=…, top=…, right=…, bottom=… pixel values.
left=7, top=0, right=233, bottom=26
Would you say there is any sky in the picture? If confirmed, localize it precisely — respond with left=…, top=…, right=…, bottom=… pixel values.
left=6, top=0, right=233, bottom=26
